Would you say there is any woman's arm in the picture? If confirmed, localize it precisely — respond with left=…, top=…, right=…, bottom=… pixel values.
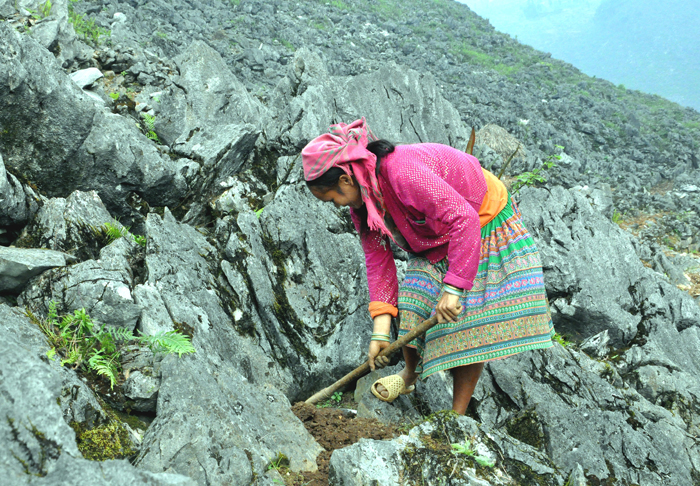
left=350, top=208, right=399, bottom=307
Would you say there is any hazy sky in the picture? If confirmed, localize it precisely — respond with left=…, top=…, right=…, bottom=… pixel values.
left=455, top=0, right=700, bottom=111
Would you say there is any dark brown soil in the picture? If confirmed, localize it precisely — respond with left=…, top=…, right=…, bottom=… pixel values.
left=288, top=401, right=401, bottom=486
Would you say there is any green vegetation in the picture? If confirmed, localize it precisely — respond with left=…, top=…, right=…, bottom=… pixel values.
left=278, top=38, right=294, bottom=51
left=39, top=0, right=52, bottom=18
left=30, top=302, right=194, bottom=389
left=511, top=146, right=563, bottom=193
left=155, top=31, right=168, bottom=39
left=451, top=441, right=495, bottom=468
left=71, top=419, right=135, bottom=460
left=140, top=113, right=159, bottom=142
left=612, top=210, right=624, bottom=224
left=266, top=451, right=290, bottom=471
left=316, top=391, right=343, bottom=408
left=108, top=92, right=119, bottom=101
left=68, top=0, right=110, bottom=47
left=553, top=333, right=573, bottom=348
left=91, top=221, right=146, bottom=247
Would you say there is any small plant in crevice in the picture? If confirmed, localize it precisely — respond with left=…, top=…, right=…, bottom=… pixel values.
left=140, top=113, right=159, bottom=142
left=31, top=302, right=195, bottom=390
left=39, top=0, right=53, bottom=18
left=67, top=0, right=110, bottom=46
left=511, top=145, right=563, bottom=193
left=91, top=221, right=147, bottom=248
left=612, top=209, right=624, bottom=224
left=266, top=451, right=290, bottom=472
left=451, top=440, right=495, bottom=468
left=553, top=332, right=573, bottom=348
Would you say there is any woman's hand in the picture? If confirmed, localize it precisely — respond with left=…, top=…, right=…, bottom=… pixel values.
left=369, top=313, right=392, bottom=371
left=368, top=339, right=390, bottom=371
left=435, top=292, right=463, bottom=323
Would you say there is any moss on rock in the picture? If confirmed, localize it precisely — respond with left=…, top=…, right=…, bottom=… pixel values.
left=70, top=419, right=135, bottom=461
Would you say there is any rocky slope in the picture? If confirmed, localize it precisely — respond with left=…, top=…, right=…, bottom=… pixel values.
left=1, top=1, right=700, bottom=485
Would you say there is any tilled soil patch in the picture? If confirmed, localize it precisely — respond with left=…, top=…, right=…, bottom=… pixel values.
left=289, top=402, right=401, bottom=486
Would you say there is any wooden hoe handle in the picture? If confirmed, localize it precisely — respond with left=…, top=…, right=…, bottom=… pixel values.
left=304, top=316, right=439, bottom=405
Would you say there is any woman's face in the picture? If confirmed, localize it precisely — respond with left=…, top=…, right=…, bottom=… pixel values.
left=310, top=174, right=364, bottom=209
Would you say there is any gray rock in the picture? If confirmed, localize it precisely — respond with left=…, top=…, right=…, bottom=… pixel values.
left=135, top=355, right=323, bottom=482
left=0, top=24, right=190, bottom=221
left=566, top=464, right=587, bottom=486
left=268, top=48, right=470, bottom=151
left=155, top=40, right=266, bottom=147
left=473, top=346, right=697, bottom=485
left=0, top=152, right=43, bottom=238
left=123, top=370, right=159, bottom=413
left=18, top=238, right=142, bottom=331
left=133, top=283, right=174, bottom=335
left=0, top=303, right=194, bottom=485
left=27, top=0, right=93, bottom=70
left=415, top=370, right=454, bottom=413
left=518, top=186, right=646, bottom=345
left=653, top=251, right=691, bottom=287
left=329, top=413, right=561, bottom=486
left=69, top=68, right=104, bottom=89
left=580, top=329, right=611, bottom=358
left=130, top=209, right=323, bottom=482
left=0, top=247, right=75, bottom=293
left=15, top=190, right=117, bottom=259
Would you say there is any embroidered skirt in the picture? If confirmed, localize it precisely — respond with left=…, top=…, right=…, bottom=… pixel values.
left=397, top=196, right=554, bottom=379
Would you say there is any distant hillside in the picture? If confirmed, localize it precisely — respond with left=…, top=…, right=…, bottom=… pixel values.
left=462, top=0, right=700, bottom=111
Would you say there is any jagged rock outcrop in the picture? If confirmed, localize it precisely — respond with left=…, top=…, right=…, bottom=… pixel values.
left=0, top=304, right=195, bottom=485
left=19, top=236, right=144, bottom=331
left=0, top=22, right=190, bottom=223
left=0, top=152, right=43, bottom=244
left=0, top=247, right=75, bottom=294
left=330, top=412, right=563, bottom=486
left=267, top=47, right=470, bottom=152
left=131, top=209, right=324, bottom=481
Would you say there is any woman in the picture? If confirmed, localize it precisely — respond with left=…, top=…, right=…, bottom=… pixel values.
left=302, top=118, right=554, bottom=414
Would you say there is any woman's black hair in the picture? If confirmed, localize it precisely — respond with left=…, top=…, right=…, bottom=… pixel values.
left=305, top=139, right=396, bottom=190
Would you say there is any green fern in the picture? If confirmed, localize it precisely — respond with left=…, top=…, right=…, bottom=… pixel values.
left=106, top=327, right=136, bottom=342
left=91, top=221, right=129, bottom=245
left=140, top=331, right=195, bottom=357
left=141, top=113, right=160, bottom=142
left=34, top=303, right=195, bottom=390
left=88, top=349, right=120, bottom=389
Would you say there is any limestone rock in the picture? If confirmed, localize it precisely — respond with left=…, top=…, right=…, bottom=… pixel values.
left=0, top=152, right=43, bottom=243
left=69, top=68, right=104, bottom=89
left=0, top=247, right=75, bottom=294
left=329, top=412, right=561, bottom=486
left=18, top=238, right=142, bottom=331
left=0, top=23, right=190, bottom=221
left=0, top=303, right=194, bottom=485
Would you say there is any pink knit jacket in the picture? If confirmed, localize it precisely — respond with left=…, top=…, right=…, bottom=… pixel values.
left=350, top=143, right=487, bottom=307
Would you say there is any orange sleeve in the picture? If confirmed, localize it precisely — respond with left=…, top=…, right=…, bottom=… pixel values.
left=478, top=168, right=508, bottom=227
left=368, top=301, right=399, bottom=319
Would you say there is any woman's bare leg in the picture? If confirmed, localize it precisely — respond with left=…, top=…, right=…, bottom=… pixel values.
left=451, top=363, right=484, bottom=414
left=374, top=346, right=420, bottom=399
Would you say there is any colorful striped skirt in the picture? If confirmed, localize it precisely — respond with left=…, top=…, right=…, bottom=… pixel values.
left=397, top=196, right=554, bottom=379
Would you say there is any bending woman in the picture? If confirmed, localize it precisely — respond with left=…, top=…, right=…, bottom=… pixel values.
left=302, top=118, right=554, bottom=414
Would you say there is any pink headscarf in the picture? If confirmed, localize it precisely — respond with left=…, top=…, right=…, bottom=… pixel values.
left=302, top=118, right=391, bottom=237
